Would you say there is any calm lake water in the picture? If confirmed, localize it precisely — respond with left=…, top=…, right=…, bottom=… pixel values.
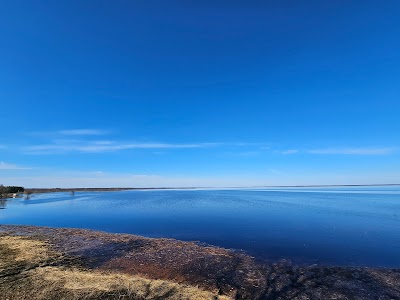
left=1, top=186, right=400, bottom=268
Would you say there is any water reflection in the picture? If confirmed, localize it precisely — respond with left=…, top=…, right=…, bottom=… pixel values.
left=0, top=198, right=6, bottom=209
left=1, top=187, right=400, bottom=267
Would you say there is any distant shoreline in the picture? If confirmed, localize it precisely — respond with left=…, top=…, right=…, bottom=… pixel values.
left=243, top=183, right=400, bottom=188
left=23, top=183, right=400, bottom=194
left=24, top=187, right=151, bottom=194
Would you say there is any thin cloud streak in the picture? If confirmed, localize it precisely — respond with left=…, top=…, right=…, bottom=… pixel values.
left=307, top=147, right=396, bottom=155
left=0, top=161, right=31, bottom=170
left=58, top=129, right=109, bottom=136
left=24, top=141, right=221, bottom=154
left=281, top=149, right=299, bottom=155
left=29, top=129, right=110, bottom=137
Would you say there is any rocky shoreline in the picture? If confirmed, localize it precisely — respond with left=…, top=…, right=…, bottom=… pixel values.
left=0, top=225, right=399, bottom=299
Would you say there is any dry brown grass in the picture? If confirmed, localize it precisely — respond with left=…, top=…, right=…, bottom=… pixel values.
left=0, top=235, right=231, bottom=300
left=0, top=236, right=51, bottom=263
left=31, top=267, right=231, bottom=299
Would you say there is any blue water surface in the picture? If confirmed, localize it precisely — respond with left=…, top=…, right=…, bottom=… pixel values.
left=1, top=186, right=400, bottom=268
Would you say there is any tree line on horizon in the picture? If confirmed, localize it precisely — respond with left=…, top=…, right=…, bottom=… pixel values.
left=0, top=185, right=25, bottom=198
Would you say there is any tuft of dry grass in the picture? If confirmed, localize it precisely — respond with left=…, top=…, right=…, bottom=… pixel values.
left=0, top=236, right=52, bottom=263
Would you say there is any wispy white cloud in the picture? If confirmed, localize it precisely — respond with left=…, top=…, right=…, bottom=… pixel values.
left=29, top=129, right=109, bottom=137
left=281, top=149, right=299, bottom=155
left=224, top=151, right=260, bottom=157
left=58, top=129, right=109, bottom=136
left=260, top=146, right=271, bottom=150
left=90, top=141, right=114, bottom=145
left=23, top=141, right=220, bottom=154
left=0, top=161, right=31, bottom=170
left=307, top=147, right=396, bottom=155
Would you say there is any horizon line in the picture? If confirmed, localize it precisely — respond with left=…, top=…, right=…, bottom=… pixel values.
left=23, top=183, right=400, bottom=190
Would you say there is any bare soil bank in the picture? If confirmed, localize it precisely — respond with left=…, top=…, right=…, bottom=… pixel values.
left=0, top=225, right=399, bottom=299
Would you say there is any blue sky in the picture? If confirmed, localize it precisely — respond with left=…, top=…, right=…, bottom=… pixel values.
left=1, top=1, right=400, bottom=187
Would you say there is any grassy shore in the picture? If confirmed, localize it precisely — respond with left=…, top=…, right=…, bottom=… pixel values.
left=0, top=234, right=228, bottom=300
left=1, top=225, right=399, bottom=299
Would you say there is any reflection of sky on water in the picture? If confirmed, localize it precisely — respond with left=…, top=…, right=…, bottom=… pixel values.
left=1, top=186, right=400, bottom=268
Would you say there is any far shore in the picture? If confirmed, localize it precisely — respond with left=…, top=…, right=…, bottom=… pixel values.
left=24, top=187, right=147, bottom=194
left=22, top=187, right=203, bottom=195
left=23, top=183, right=400, bottom=195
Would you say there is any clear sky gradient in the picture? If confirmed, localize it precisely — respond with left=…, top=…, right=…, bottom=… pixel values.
left=1, top=1, right=400, bottom=187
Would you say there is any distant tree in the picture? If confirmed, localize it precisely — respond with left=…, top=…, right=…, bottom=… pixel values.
left=0, top=185, right=25, bottom=198
left=6, top=186, right=24, bottom=193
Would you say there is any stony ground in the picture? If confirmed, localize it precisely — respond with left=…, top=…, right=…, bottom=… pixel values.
left=0, top=225, right=399, bottom=299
